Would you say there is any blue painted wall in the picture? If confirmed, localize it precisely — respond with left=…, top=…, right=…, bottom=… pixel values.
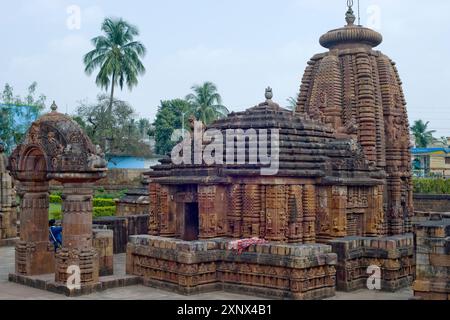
left=108, top=156, right=161, bottom=169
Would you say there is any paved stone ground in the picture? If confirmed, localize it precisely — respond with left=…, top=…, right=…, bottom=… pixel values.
left=0, top=246, right=413, bottom=300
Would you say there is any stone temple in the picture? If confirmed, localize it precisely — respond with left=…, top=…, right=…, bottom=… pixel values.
left=126, top=4, right=415, bottom=298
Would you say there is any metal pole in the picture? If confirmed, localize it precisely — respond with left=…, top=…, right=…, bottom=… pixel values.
left=358, top=0, right=361, bottom=25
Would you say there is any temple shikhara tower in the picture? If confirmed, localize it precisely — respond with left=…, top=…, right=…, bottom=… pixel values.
left=296, top=3, right=413, bottom=235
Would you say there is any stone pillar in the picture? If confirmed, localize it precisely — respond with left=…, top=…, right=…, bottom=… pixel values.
left=159, top=185, right=174, bottom=237
left=287, top=185, right=303, bottom=243
left=365, top=185, right=384, bottom=237
left=302, top=185, right=317, bottom=243
left=265, top=185, right=288, bottom=242
left=15, top=181, right=54, bottom=276
left=228, top=184, right=243, bottom=238
left=198, top=185, right=218, bottom=239
left=242, top=185, right=262, bottom=238
left=387, top=174, right=404, bottom=235
left=330, top=186, right=347, bottom=238
left=148, top=183, right=160, bottom=235
left=55, top=183, right=99, bottom=285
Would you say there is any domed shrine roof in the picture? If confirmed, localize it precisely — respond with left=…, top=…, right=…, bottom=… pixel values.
left=150, top=89, right=385, bottom=185
left=8, top=102, right=107, bottom=180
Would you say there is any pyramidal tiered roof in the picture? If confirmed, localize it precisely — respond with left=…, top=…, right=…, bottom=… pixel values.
left=150, top=88, right=384, bottom=184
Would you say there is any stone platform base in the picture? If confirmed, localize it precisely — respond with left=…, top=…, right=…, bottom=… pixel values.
left=8, top=273, right=141, bottom=297
left=127, top=236, right=337, bottom=300
left=330, top=234, right=416, bottom=292
left=0, top=238, right=19, bottom=247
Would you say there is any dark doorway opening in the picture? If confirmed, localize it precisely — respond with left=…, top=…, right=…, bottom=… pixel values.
left=183, top=203, right=199, bottom=241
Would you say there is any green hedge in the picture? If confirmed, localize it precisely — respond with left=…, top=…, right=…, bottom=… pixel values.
left=93, top=206, right=116, bottom=218
left=413, top=178, right=450, bottom=195
left=50, top=195, right=116, bottom=207
left=49, top=205, right=116, bottom=220
left=93, top=198, right=116, bottom=207
left=95, top=189, right=127, bottom=199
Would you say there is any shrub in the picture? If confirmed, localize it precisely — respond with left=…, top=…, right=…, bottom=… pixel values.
left=49, top=194, right=62, bottom=204
left=94, top=189, right=127, bottom=199
left=93, top=198, right=116, bottom=207
left=49, top=203, right=62, bottom=220
left=413, top=178, right=450, bottom=195
left=93, top=206, right=116, bottom=218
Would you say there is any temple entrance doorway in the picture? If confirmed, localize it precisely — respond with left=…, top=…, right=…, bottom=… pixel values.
left=183, top=203, right=199, bottom=241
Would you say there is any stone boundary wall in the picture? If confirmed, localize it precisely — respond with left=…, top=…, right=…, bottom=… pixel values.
left=94, top=215, right=149, bottom=254
left=413, top=218, right=450, bottom=300
left=414, top=194, right=450, bottom=213
left=93, top=227, right=114, bottom=277
left=330, top=235, right=415, bottom=292
left=49, top=169, right=146, bottom=192
left=126, top=236, right=337, bottom=300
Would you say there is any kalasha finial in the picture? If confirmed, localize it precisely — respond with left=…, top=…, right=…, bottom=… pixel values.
left=346, top=0, right=356, bottom=25
left=50, top=101, right=58, bottom=112
left=265, top=87, right=273, bottom=101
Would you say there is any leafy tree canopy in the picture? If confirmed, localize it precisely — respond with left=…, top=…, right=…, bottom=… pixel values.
left=75, top=94, right=152, bottom=158
left=411, top=120, right=437, bottom=148
left=186, top=82, right=229, bottom=125
left=153, top=99, right=194, bottom=156
left=0, top=82, right=46, bottom=153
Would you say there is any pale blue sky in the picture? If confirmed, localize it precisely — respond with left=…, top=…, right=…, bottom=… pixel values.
left=1, top=0, right=449, bottom=136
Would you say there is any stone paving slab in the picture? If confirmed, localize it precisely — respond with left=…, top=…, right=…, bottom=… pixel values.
left=0, top=246, right=413, bottom=300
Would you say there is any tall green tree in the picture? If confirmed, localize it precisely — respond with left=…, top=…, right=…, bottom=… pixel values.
left=84, top=17, right=147, bottom=113
left=0, top=82, right=46, bottom=153
left=411, top=120, right=436, bottom=148
left=153, top=99, right=195, bottom=155
left=186, top=82, right=229, bottom=125
left=137, top=118, right=152, bottom=140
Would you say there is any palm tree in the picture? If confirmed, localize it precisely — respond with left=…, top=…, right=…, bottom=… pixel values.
left=84, top=18, right=147, bottom=113
left=186, top=82, right=229, bottom=125
left=411, top=120, right=436, bottom=148
left=286, top=95, right=299, bottom=111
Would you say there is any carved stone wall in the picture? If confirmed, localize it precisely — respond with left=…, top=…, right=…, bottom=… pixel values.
left=413, top=217, right=450, bottom=300
left=148, top=182, right=385, bottom=245
left=330, top=234, right=415, bottom=291
left=127, top=235, right=337, bottom=300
